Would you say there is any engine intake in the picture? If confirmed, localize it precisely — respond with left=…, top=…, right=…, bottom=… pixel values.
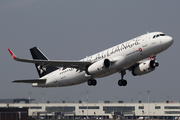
left=87, top=59, right=111, bottom=75
left=132, top=60, right=159, bottom=76
left=150, top=60, right=159, bottom=68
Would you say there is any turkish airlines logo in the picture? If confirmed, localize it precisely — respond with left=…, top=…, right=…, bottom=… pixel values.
left=37, top=65, right=46, bottom=74
left=139, top=48, right=142, bottom=52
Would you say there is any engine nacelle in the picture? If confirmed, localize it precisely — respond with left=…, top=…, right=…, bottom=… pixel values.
left=87, top=59, right=111, bottom=75
left=132, top=60, right=159, bottom=76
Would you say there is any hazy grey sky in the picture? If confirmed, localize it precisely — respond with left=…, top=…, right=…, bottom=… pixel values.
left=0, top=0, right=179, bottom=103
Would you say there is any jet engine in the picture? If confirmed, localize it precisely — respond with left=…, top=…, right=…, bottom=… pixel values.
left=132, top=60, right=159, bottom=76
left=87, top=59, right=111, bottom=75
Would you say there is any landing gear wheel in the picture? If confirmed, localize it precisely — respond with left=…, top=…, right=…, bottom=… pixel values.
left=118, top=80, right=127, bottom=86
left=123, top=80, right=127, bottom=86
left=87, top=80, right=92, bottom=86
left=87, top=79, right=97, bottom=86
left=92, top=80, right=97, bottom=86
left=118, top=80, right=123, bottom=86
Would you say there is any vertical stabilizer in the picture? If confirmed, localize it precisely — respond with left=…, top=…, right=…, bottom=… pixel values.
left=30, top=47, right=58, bottom=78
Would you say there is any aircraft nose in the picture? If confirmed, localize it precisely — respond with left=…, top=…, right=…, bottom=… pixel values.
left=165, top=36, right=174, bottom=46
left=161, top=35, right=174, bottom=50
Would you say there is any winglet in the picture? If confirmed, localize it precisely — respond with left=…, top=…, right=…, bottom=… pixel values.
left=8, top=49, right=17, bottom=59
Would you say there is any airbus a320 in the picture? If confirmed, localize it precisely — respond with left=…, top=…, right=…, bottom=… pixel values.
left=8, top=32, right=173, bottom=87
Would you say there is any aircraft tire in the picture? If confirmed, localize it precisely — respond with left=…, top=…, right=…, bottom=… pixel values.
left=118, top=80, right=123, bottom=86
left=123, top=80, right=127, bottom=86
left=92, top=79, right=97, bottom=86
left=87, top=79, right=97, bottom=86
left=87, top=80, right=92, bottom=86
left=118, top=80, right=127, bottom=86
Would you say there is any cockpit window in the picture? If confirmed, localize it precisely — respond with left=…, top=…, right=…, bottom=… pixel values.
left=153, top=34, right=165, bottom=39
left=160, top=34, right=165, bottom=36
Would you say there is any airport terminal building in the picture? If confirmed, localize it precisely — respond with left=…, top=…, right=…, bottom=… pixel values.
left=0, top=99, right=180, bottom=119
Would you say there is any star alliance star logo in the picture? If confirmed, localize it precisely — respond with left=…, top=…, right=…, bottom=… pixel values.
left=37, top=65, right=46, bottom=74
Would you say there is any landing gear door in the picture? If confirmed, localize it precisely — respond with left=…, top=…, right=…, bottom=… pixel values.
left=142, top=34, right=147, bottom=47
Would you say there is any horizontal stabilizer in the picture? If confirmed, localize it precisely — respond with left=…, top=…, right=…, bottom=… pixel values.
left=12, top=79, right=46, bottom=83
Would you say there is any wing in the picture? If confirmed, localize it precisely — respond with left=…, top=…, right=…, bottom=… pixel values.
left=12, top=79, right=46, bottom=83
left=8, top=49, right=91, bottom=71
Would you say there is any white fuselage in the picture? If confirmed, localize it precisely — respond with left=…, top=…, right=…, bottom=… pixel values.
left=34, top=32, right=173, bottom=87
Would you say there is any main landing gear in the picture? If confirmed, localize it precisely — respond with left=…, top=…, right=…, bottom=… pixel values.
left=87, top=79, right=97, bottom=86
left=118, top=71, right=127, bottom=86
left=87, top=71, right=127, bottom=86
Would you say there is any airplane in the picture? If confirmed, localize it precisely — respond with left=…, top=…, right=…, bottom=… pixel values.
left=8, top=32, right=173, bottom=87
